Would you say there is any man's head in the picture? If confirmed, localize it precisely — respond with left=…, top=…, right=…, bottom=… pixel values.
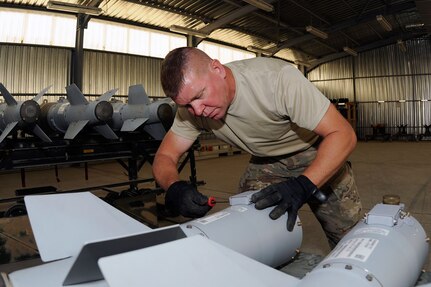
left=160, top=47, right=193, bottom=100
left=161, top=47, right=234, bottom=120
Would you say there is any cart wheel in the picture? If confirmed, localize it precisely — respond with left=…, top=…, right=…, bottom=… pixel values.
left=4, top=204, right=27, bottom=217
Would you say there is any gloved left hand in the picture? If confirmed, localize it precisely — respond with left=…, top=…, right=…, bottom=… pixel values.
left=251, top=175, right=319, bottom=231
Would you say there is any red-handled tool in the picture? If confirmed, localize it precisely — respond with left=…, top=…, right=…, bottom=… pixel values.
left=207, top=196, right=216, bottom=207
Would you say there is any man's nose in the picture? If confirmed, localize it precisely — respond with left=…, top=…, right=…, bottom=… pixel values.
left=190, top=102, right=205, bottom=116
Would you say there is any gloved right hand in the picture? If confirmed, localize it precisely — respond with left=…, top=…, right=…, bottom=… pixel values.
left=165, top=181, right=212, bottom=218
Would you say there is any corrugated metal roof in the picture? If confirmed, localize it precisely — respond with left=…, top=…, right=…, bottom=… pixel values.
left=0, top=0, right=429, bottom=65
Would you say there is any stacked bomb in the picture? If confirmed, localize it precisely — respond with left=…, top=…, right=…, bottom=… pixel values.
left=0, top=83, right=176, bottom=143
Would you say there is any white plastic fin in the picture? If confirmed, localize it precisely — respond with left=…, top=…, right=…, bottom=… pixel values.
left=93, top=124, right=118, bottom=139
left=32, top=124, right=52, bottom=142
left=33, top=85, right=53, bottom=104
left=0, top=121, right=18, bottom=143
left=99, top=236, right=300, bottom=287
left=98, top=88, right=118, bottom=102
left=64, top=120, right=89, bottom=139
left=120, top=118, right=148, bottom=132
left=66, top=84, right=89, bottom=105
left=0, top=83, right=18, bottom=106
left=128, top=84, right=150, bottom=105
left=24, top=192, right=151, bottom=262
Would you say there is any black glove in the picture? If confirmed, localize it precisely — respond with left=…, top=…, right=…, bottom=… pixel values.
left=251, top=175, right=322, bottom=231
left=165, top=181, right=212, bottom=218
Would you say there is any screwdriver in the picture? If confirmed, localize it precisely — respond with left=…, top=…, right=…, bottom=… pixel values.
left=206, top=197, right=230, bottom=207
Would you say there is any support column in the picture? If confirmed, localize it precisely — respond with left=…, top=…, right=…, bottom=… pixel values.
left=187, top=35, right=202, bottom=48
left=71, top=14, right=90, bottom=90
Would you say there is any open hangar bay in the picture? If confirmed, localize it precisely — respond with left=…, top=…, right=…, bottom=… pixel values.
left=0, top=0, right=431, bottom=286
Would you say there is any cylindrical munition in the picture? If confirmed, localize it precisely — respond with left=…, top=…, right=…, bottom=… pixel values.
left=180, top=204, right=302, bottom=268
left=110, top=99, right=175, bottom=138
left=298, top=203, right=429, bottom=287
left=0, top=100, right=41, bottom=128
left=42, top=100, right=113, bottom=134
left=0, top=84, right=51, bottom=142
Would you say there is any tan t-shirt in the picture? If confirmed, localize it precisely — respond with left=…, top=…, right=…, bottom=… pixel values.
left=170, top=57, right=330, bottom=157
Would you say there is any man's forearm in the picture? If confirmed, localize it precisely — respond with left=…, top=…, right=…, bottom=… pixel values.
left=153, top=154, right=181, bottom=191
left=303, top=103, right=357, bottom=187
left=303, top=129, right=356, bottom=188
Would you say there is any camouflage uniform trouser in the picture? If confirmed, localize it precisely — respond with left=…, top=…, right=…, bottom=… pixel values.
left=238, top=146, right=362, bottom=248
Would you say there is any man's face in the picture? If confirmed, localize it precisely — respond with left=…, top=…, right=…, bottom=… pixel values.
left=175, top=60, right=230, bottom=120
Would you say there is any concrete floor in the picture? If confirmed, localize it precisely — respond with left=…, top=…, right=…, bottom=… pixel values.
left=0, top=141, right=430, bottom=276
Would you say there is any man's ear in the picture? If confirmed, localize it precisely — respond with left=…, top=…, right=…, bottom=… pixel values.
left=211, top=59, right=226, bottom=78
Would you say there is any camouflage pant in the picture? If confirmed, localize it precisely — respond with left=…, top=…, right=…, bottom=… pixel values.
left=238, top=146, right=362, bottom=248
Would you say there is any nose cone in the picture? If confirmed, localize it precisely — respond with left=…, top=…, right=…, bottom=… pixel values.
left=157, top=103, right=174, bottom=131
left=95, top=101, right=113, bottom=122
left=20, top=100, right=41, bottom=124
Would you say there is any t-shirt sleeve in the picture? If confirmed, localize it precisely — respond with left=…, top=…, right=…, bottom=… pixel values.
left=275, top=65, right=330, bottom=131
left=170, top=106, right=202, bottom=141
